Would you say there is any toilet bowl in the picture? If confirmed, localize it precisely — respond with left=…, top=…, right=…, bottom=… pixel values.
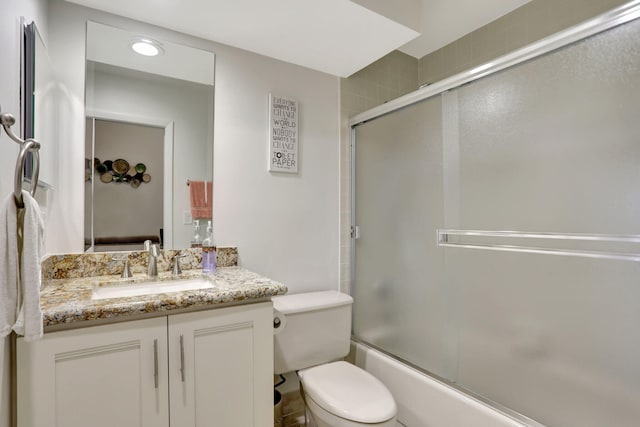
left=273, top=291, right=397, bottom=427
left=305, top=396, right=397, bottom=427
left=298, top=361, right=397, bottom=427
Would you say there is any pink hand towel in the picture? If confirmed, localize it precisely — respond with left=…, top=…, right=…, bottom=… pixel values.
left=189, top=180, right=213, bottom=219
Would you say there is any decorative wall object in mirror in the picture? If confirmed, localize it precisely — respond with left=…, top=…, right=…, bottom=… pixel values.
left=92, top=158, right=152, bottom=188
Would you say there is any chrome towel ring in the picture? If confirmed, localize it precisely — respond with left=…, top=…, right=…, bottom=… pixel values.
left=0, top=109, right=41, bottom=208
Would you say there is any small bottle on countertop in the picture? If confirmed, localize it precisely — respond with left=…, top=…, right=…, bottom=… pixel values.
left=191, top=220, right=202, bottom=248
left=202, top=220, right=217, bottom=273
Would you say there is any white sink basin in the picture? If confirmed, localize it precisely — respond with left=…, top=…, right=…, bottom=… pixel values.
left=92, top=277, right=215, bottom=300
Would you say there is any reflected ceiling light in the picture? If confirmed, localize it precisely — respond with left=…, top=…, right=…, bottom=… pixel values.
left=130, top=38, right=163, bottom=57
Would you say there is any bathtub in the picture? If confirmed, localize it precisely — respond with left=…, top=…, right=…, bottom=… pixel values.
left=349, top=342, right=536, bottom=427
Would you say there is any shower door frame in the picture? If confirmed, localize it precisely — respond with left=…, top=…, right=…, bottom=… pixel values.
left=349, top=0, right=640, bottom=130
left=349, top=1, right=640, bottom=425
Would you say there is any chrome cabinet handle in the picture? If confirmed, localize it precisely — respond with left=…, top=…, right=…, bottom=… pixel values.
left=179, top=334, right=185, bottom=383
left=153, top=339, right=159, bottom=389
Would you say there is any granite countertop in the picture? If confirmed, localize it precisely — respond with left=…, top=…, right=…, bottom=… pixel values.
left=41, top=267, right=288, bottom=330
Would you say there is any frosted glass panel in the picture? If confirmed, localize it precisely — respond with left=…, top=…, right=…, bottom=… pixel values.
left=352, top=13, right=640, bottom=427
left=353, top=96, right=451, bottom=377
left=450, top=250, right=640, bottom=426
left=446, top=18, right=640, bottom=427
left=447, top=20, right=640, bottom=234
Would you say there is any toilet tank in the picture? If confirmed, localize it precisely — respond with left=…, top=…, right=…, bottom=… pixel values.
left=273, top=291, right=353, bottom=375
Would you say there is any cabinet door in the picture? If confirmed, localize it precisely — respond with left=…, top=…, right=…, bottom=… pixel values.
left=168, top=302, right=273, bottom=427
left=17, top=317, right=169, bottom=427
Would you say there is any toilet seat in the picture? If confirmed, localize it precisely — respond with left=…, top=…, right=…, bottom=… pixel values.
left=298, top=361, right=397, bottom=424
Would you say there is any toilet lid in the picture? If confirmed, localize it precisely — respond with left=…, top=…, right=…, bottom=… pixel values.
left=299, top=361, right=397, bottom=423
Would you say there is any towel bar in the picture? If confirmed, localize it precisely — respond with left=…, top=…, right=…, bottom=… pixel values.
left=437, top=229, right=640, bottom=262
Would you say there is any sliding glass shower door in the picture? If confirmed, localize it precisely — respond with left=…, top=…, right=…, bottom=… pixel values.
left=352, top=95, right=453, bottom=378
left=352, top=12, right=640, bottom=427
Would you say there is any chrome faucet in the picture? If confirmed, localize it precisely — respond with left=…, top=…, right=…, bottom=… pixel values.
left=144, top=240, right=159, bottom=277
left=172, top=253, right=186, bottom=277
left=112, top=255, right=132, bottom=279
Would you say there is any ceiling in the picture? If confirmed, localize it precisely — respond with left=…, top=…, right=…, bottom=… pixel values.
left=65, top=0, right=530, bottom=77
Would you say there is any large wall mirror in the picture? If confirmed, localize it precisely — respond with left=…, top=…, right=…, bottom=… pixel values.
left=84, top=21, right=215, bottom=252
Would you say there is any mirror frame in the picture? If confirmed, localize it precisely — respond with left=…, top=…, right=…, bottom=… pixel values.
left=22, top=18, right=36, bottom=178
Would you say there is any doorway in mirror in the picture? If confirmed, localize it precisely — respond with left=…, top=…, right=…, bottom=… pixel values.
left=85, top=119, right=164, bottom=252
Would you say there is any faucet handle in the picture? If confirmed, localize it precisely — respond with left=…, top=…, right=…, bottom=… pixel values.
left=144, top=240, right=160, bottom=257
left=112, top=255, right=133, bottom=278
left=172, top=253, right=187, bottom=276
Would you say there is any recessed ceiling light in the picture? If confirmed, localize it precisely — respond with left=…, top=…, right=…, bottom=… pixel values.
left=130, top=38, right=163, bottom=57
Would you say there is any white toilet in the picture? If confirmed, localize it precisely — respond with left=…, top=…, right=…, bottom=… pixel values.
left=273, top=291, right=397, bottom=427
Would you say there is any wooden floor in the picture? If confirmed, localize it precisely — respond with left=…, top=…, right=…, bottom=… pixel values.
left=275, top=390, right=306, bottom=427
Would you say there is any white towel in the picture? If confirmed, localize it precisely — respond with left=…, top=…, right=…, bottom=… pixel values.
left=0, top=191, right=44, bottom=342
left=14, top=191, right=44, bottom=341
left=0, top=193, right=19, bottom=339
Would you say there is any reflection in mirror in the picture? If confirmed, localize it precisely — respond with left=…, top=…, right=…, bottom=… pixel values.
left=23, top=20, right=35, bottom=141
left=84, top=22, right=215, bottom=252
left=86, top=118, right=165, bottom=251
left=23, top=19, right=56, bottom=189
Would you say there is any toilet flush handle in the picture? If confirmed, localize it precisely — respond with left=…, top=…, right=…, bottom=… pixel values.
left=273, top=309, right=287, bottom=334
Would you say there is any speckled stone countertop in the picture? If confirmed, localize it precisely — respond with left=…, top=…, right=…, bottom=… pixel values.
left=39, top=247, right=287, bottom=330
left=41, top=247, right=239, bottom=280
left=41, top=267, right=287, bottom=330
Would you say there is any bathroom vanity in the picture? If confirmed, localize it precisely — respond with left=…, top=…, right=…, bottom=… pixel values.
left=16, top=250, right=287, bottom=427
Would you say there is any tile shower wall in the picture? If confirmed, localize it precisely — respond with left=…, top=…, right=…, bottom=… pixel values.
left=338, top=0, right=631, bottom=291
left=418, top=0, right=631, bottom=85
left=341, top=51, right=419, bottom=116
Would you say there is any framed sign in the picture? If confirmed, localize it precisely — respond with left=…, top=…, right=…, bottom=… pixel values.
left=268, top=93, right=298, bottom=173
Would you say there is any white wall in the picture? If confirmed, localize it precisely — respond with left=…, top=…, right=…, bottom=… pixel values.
left=47, top=0, right=341, bottom=292
left=46, top=0, right=86, bottom=255
left=0, top=1, right=48, bottom=198
left=213, top=35, right=341, bottom=293
left=0, top=3, right=48, bottom=426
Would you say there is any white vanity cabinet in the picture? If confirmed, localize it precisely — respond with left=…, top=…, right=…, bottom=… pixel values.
left=17, top=316, right=169, bottom=427
left=168, top=304, right=273, bottom=426
left=17, top=302, right=273, bottom=427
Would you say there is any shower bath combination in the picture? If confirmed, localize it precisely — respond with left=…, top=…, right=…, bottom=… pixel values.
left=350, top=2, right=640, bottom=426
